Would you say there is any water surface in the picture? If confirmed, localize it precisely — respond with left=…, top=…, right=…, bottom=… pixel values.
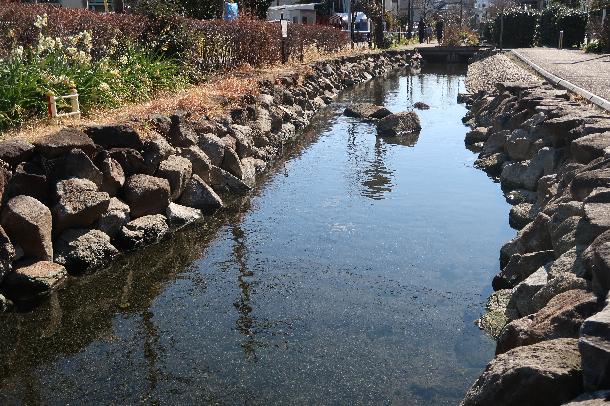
left=0, top=65, right=514, bottom=405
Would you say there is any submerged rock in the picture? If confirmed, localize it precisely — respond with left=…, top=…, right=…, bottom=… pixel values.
left=413, top=102, right=430, bottom=110
left=376, top=111, right=421, bottom=137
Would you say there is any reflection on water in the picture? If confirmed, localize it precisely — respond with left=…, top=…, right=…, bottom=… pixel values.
left=0, top=65, right=514, bottom=405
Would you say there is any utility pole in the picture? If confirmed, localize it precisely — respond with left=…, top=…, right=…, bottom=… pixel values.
left=499, top=12, right=504, bottom=50
left=348, top=0, right=354, bottom=49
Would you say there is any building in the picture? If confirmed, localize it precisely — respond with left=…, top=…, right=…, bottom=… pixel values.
left=266, top=1, right=319, bottom=24
left=26, top=0, right=117, bottom=11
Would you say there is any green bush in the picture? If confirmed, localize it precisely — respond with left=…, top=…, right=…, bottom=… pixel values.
left=493, top=8, right=540, bottom=48
left=0, top=20, right=185, bottom=130
left=535, top=5, right=587, bottom=48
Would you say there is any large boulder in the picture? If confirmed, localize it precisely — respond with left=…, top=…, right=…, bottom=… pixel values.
left=118, top=214, right=169, bottom=250
left=156, top=155, right=192, bottom=200
left=591, top=240, right=610, bottom=297
left=167, top=113, right=198, bottom=147
left=221, top=147, right=244, bottom=180
left=563, top=390, right=610, bottom=405
left=496, top=289, right=599, bottom=354
left=572, top=132, right=610, bottom=164
left=344, top=103, right=391, bottom=120
left=6, top=162, right=48, bottom=202
left=108, top=148, right=145, bottom=176
left=59, top=148, right=103, bottom=187
left=508, top=267, right=549, bottom=317
left=83, top=124, right=143, bottom=149
left=180, top=145, right=212, bottom=181
left=532, top=272, right=590, bottom=312
left=1, top=195, right=52, bottom=261
left=198, top=134, right=225, bottom=167
left=142, top=136, right=175, bottom=175
left=33, top=128, right=96, bottom=158
left=571, top=169, right=610, bottom=201
left=0, top=226, right=15, bottom=284
left=52, top=179, right=110, bottom=233
left=509, top=203, right=538, bottom=230
left=1, top=261, right=67, bottom=303
left=0, top=139, right=35, bottom=167
left=54, top=228, right=118, bottom=274
left=479, top=130, right=510, bottom=157
left=461, top=338, right=583, bottom=406
left=506, top=129, right=540, bottom=161
left=500, top=213, right=553, bottom=268
left=209, top=166, right=251, bottom=196
left=579, top=296, right=610, bottom=391
left=123, top=174, right=171, bottom=218
left=376, top=111, right=421, bottom=137
left=465, top=127, right=490, bottom=145
left=493, top=250, right=554, bottom=290
left=96, top=197, right=130, bottom=238
left=178, top=174, right=223, bottom=212
left=96, top=152, right=125, bottom=196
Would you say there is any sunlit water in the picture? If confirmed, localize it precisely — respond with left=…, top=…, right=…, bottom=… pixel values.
left=0, top=65, right=514, bottom=405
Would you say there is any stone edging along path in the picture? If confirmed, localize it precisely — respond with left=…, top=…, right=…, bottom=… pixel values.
left=0, top=49, right=415, bottom=312
left=458, top=55, right=610, bottom=405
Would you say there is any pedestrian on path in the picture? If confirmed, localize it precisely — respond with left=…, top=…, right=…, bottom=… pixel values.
left=418, top=20, right=425, bottom=44
left=435, top=19, right=444, bottom=44
left=425, top=25, right=433, bottom=44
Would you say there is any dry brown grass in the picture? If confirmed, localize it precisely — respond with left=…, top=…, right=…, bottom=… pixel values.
left=2, top=42, right=389, bottom=143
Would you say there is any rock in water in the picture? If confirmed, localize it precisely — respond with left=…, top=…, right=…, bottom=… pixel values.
left=119, top=214, right=169, bottom=250
left=413, top=102, right=430, bottom=110
left=461, top=338, right=583, bottom=406
left=166, top=202, right=202, bottom=226
left=2, top=261, right=67, bottom=303
left=343, top=103, right=391, bottom=120
left=54, top=229, right=118, bottom=274
left=376, top=112, right=422, bottom=137
left=178, top=175, right=223, bottom=212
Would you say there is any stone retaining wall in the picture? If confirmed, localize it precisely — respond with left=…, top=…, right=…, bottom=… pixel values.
left=0, top=49, right=413, bottom=312
left=460, top=61, right=610, bottom=405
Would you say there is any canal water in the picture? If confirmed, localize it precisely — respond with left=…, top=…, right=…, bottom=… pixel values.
left=0, top=65, right=514, bottom=405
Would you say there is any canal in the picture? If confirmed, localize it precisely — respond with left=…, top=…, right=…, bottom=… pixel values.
left=0, top=65, right=514, bottom=405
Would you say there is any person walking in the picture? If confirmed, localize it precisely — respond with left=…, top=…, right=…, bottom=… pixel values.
left=435, top=18, right=444, bottom=44
left=418, top=20, right=425, bottom=44
left=425, top=24, right=433, bottom=44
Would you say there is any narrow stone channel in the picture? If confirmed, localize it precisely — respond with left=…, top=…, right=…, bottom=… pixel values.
left=0, top=65, right=515, bottom=404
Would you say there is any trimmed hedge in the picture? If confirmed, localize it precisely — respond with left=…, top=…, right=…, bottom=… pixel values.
left=492, top=8, right=539, bottom=48
left=535, top=5, right=588, bottom=48
left=483, top=5, right=587, bottom=48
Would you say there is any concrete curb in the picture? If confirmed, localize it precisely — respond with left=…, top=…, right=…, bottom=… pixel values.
left=511, top=49, right=610, bottom=112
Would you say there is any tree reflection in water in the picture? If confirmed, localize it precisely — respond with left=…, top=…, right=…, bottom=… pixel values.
left=231, top=225, right=257, bottom=362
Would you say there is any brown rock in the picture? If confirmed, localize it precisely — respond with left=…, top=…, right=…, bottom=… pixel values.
left=497, top=289, right=599, bottom=354
left=1, top=195, right=53, bottom=261
left=1, top=261, right=66, bottom=303
left=461, top=338, right=583, bottom=406
left=33, top=128, right=96, bottom=158
left=123, top=174, right=170, bottom=218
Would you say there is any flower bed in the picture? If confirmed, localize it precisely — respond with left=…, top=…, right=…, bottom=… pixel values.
left=0, top=4, right=348, bottom=130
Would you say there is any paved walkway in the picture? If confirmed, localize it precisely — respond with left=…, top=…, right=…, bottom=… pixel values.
left=513, top=48, right=610, bottom=104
